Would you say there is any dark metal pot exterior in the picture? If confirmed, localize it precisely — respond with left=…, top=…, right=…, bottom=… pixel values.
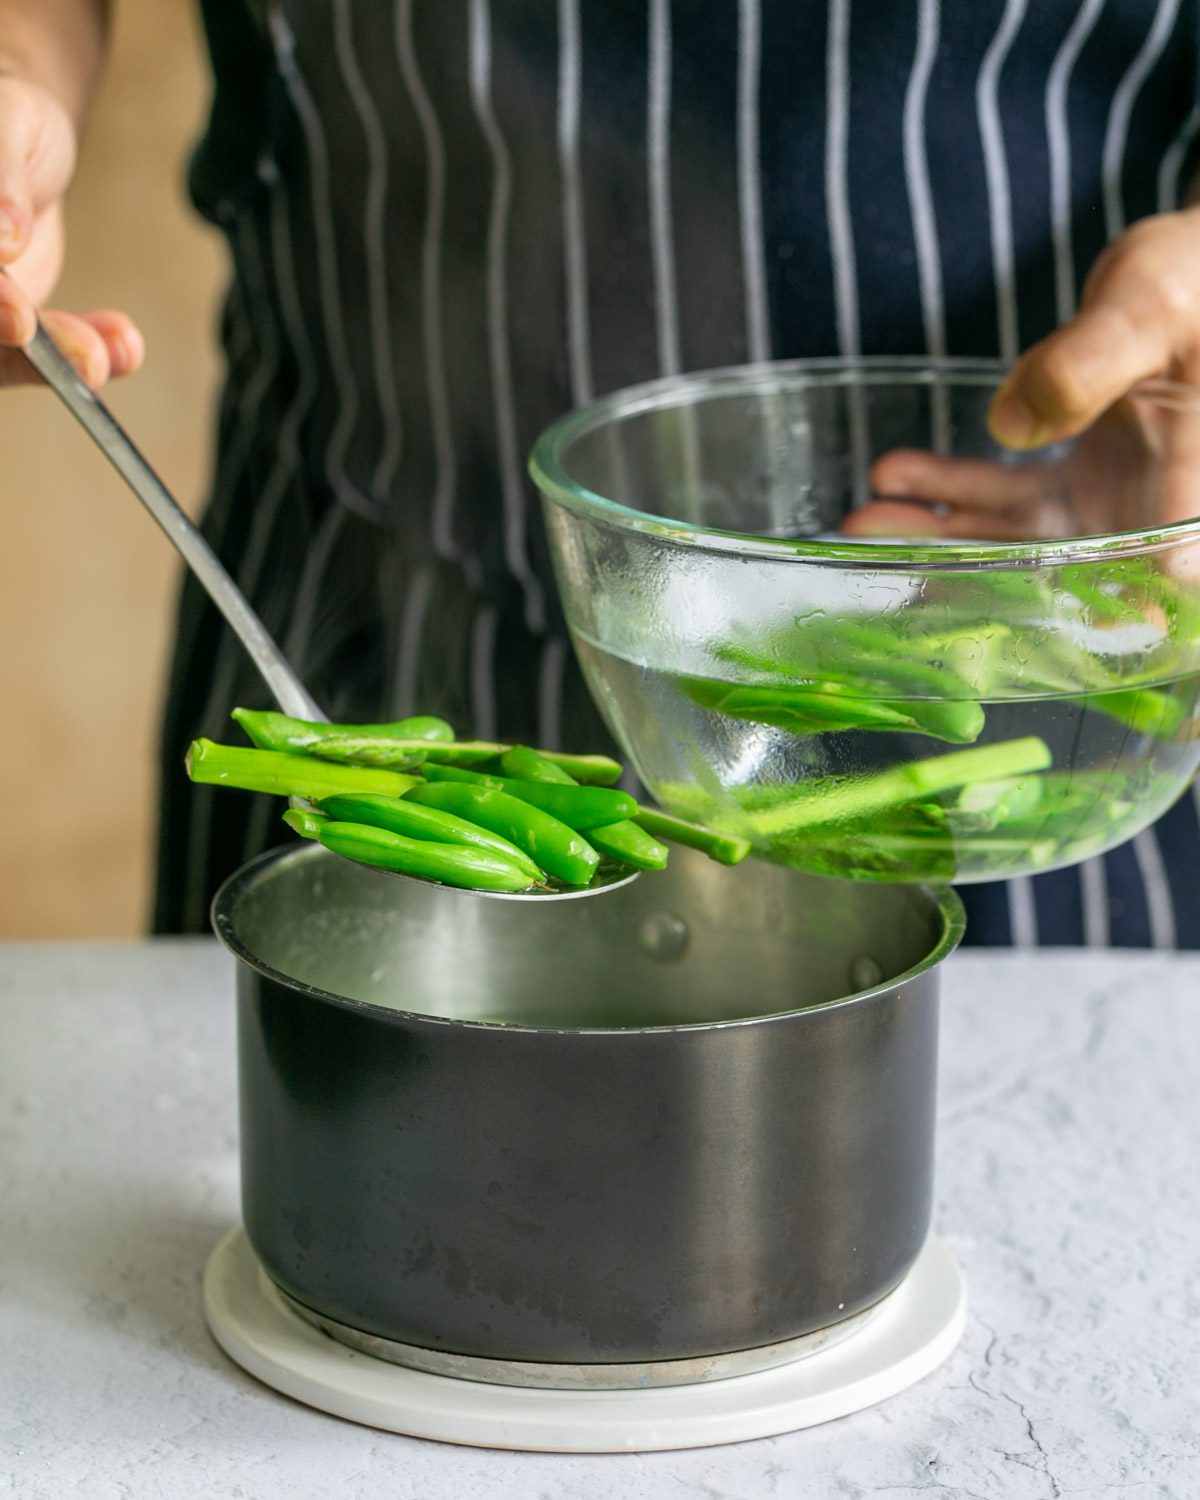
left=217, top=845, right=961, bottom=1366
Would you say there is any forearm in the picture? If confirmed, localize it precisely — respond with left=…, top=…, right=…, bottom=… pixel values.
left=0, top=0, right=110, bottom=126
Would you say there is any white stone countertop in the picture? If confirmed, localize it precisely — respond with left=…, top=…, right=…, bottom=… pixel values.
left=2, top=941, right=1199, bottom=1498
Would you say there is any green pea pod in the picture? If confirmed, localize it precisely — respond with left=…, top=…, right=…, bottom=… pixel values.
left=682, top=676, right=984, bottom=744
left=497, top=749, right=665, bottom=869
left=684, top=678, right=916, bottom=733
left=186, top=739, right=420, bottom=802
left=500, top=745, right=578, bottom=785
left=318, top=792, right=544, bottom=881
left=903, top=699, right=986, bottom=744
left=233, top=707, right=455, bottom=752
left=404, top=781, right=600, bottom=886
left=316, top=819, right=536, bottom=892
left=633, top=807, right=751, bottom=865
left=420, top=764, right=637, bottom=830
left=585, top=820, right=670, bottom=871
left=283, top=807, right=329, bottom=840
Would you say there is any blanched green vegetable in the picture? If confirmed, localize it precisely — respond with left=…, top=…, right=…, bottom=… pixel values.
left=419, top=763, right=637, bottom=829
left=186, top=739, right=420, bottom=801
left=314, top=819, right=537, bottom=892
left=319, top=792, right=544, bottom=881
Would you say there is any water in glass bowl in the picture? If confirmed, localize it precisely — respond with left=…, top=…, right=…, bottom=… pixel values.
left=574, top=603, right=1200, bottom=884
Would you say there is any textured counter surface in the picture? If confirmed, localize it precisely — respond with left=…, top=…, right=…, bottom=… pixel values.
left=2, top=942, right=1198, bottom=1497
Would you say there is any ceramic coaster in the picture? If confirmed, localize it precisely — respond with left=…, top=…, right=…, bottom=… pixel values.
left=203, top=1225, right=965, bottom=1453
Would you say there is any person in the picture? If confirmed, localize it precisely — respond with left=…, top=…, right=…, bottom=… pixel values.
left=2, top=0, right=1198, bottom=944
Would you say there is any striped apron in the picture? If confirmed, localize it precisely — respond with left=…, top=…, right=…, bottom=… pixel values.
left=157, top=0, right=1200, bottom=944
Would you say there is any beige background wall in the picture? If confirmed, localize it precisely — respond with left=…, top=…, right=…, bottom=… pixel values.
left=0, top=3, right=225, bottom=937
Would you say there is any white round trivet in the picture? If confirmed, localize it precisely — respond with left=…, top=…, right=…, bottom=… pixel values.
left=203, top=1225, right=965, bottom=1453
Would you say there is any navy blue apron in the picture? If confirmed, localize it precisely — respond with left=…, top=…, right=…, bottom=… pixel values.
left=156, top=0, right=1200, bottom=943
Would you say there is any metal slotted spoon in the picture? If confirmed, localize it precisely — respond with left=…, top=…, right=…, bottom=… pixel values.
left=20, top=306, right=636, bottom=900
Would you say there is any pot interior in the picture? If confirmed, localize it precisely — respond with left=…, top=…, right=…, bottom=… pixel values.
left=216, top=844, right=962, bottom=1029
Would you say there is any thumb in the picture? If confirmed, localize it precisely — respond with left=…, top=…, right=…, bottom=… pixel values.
left=0, top=79, right=76, bottom=264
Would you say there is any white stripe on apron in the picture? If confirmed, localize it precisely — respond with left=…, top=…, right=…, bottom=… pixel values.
left=737, top=0, right=770, bottom=364
left=469, top=0, right=548, bottom=634
left=394, top=0, right=463, bottom=572
left=333, top=0, right=404, bottom=501
left=1132, top=826, right=1178, bottom=950
left=976, top=0, right=1028, bottom=362
left=558, top=0, right=593, bottom=406
left=1080, top=853, right=1111, bottom=947
left=903, top=0, right=946, bottom=363
left=1046, top=0, right=1107, bottom=323
left=1156, top=103, right=1200, bottom=210
left=648, top=0, right=682, bottom=377
left=1008, top=870, right=1039, bottom=950
left=1103, top=0, right=1182, bottom=239
left=272, top=9, right=369, bottom=520
left=825, top=0, right=860, bottom=359
left=825, top=0, right=870, bottom=505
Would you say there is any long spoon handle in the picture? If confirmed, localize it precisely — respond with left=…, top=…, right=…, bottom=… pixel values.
left=19, top=309, right=325, bottom=722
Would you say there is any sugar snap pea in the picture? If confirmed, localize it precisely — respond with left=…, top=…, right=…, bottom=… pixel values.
left=633, top=807, right=751, bottom=865
left=500, top=745, right=577, bottom=785
left=314, top=819, right=537, bottom=892
left=282, top=806, right=328, bottom=840
left=499, top=747, right=670, bottom=871
left=186, top=739, right=420, bottom=801
left=585, top=819, right=671, bottom=870
left=420, top=764, right=637, bottom=829
left=318, top=792, right=544, bottom=881
left=404, top=781, right=600, bottom=885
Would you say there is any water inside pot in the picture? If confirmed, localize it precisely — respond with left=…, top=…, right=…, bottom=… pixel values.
left=221, top=844, right=959, bottom=1028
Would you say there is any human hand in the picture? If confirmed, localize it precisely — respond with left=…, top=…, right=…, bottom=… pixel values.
left=0, top=72, right=143, bottom=388
left=844, top=208, right=1200, bottom=541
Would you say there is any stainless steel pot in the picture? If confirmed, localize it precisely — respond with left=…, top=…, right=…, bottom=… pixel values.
left=213, top=844, right=962, bottom=1384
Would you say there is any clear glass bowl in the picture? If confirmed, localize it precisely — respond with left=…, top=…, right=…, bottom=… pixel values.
left=529, top=359, right=1200, bottom=884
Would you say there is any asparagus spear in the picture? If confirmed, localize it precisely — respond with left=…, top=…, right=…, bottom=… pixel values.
left=186, top=739, right=420, bottom=801
left=234, top=707, right=454, bottom=751
left=746, top=736, right=1052, bottom=837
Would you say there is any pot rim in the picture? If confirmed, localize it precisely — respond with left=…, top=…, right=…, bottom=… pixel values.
left=211, top=844, right=965, bottom=1037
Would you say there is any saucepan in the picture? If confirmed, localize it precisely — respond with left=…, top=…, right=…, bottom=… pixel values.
left=214, top=840, right=963, bottom=1386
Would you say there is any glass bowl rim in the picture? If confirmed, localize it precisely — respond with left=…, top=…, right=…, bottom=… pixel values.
left=528, top=355, right=1200, bottom=571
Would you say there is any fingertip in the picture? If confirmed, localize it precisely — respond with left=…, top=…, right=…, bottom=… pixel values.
left=110, top=325, right=145, bottom=376
left=41, top=310, right=112, bottom=388
left=81, top=311, right=145, bottom=377
left=987, top=386, right=1046, bottom=450
left=869, top=448, right=937, bottom=498
left=79, top=340, right=112, bottom=390
left=841, top=500, right=946, bottom=538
